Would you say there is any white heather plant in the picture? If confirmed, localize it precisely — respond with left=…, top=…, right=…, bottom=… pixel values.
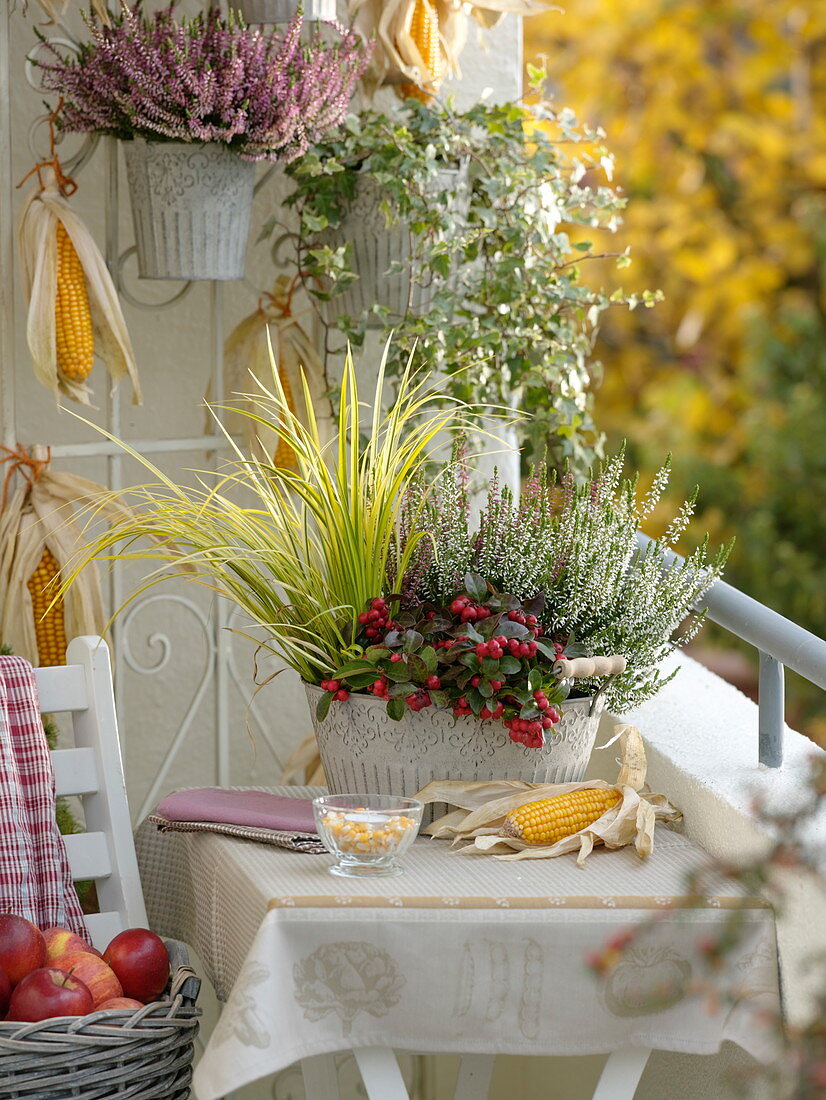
left=394, top=446, right=731, bottom=713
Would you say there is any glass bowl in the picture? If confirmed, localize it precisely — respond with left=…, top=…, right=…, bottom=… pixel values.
left=312, top=794, right=423, bottom=877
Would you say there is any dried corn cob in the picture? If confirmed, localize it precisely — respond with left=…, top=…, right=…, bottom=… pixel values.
left=399, top=0, right=444, bottom=103
left=55, top=221, right=94, bottom=383
left=27, top=546, right=68, bottom=667
left=502, top=788, right=621, bottom=846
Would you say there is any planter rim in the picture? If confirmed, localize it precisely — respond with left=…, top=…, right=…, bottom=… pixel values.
left=124, top=134, right=248, bottom=156
left=303, top=680, right=600, bottom=713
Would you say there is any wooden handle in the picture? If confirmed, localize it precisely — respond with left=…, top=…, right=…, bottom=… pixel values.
left=553, top=655, right=627, bottom=680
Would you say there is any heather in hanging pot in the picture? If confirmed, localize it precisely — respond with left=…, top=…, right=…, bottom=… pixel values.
left=37, top=3, right=371, bottom=279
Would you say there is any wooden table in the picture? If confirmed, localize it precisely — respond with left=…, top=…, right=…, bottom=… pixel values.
left=135, top=787, right=780, bottom=1100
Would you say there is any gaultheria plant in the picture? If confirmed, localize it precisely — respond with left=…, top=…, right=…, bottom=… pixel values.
left=38, top=2, right=371, bottom=162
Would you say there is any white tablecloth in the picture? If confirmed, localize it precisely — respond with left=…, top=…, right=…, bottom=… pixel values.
left=135, top=787, right=780, bottom=1100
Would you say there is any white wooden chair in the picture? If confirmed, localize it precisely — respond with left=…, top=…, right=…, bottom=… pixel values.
left=36, top=635, right=148, bottom=951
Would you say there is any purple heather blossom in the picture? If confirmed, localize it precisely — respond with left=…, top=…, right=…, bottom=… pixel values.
left=37, top=2, right=371, bottom=162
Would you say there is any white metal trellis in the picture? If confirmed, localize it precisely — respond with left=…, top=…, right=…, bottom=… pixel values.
left=0, top=1, right=291, bottom=819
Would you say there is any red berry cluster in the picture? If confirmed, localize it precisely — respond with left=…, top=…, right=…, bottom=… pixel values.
left=507, top=609, right=542, bottom=635
left=406, top=690, right=431, bottom=712
left=505, top=689, right=561, bottom=748
left=320, top=679, right=349, bottom=702
left=369, top=677, right=389, bottom=699
left=449, top=596, right=491, bottom=623
left=475, top=637, right=539, bottom=660
left=357, top=598, right=392, bottom=640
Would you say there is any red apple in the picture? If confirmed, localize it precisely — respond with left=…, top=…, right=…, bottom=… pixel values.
left=97, top=996, right=144, bottom=1011
left=56, top=951, right=122, bottom=1008
left=103, top=929, right=169, bottom=1003
left=0, top=914, right=46, bottom=985
left=42, top=927, right=94, bottom=965
left=7, top=967, right=94, bottom=1021
left=0, top=965, right=10, bottom=1016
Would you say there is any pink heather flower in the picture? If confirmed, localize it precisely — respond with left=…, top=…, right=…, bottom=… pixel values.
left=37, top=2, right=372, bottom=163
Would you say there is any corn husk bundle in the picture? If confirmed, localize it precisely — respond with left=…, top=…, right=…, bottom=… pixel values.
left=417, top=726, right=682, bottom=865
left=0, top=445, right=114, bottom=667
left=349, top=0, right=558, bottom=97
left=220, top=278, right=334, bottom=468
left=18, top=165, right=141, bottom=408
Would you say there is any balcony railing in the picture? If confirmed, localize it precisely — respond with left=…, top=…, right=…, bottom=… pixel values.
left=638, top=533, right=826, bottom=768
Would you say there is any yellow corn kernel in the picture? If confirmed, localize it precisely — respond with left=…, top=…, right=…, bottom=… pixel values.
left=27, top=547, right=68, bottom=667
left=399, top=0, right=444, bottom=104
left=55, top=221, right=94, bottom=383
left=502, top=788, right=622, bottom=846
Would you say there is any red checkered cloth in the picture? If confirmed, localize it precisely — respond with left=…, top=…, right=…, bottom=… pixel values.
left=0, top=655, right=88, bottom=939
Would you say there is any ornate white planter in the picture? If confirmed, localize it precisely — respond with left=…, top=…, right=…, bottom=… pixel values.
left=236, top=0, right=335, bottom=23
left=305, top=684, right=605, bottom=822
left=123, top=137, right=255, bottom=281
left=318, top=162, right=470, bottom=328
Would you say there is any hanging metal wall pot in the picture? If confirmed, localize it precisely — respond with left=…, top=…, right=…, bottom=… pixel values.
left=123, top=138, right=255, bottom=281
left=319, top=161, right=469, bottom=328
left=236, top=0, right=336, bottom=24
left=305, top=683, right=605, bottom=824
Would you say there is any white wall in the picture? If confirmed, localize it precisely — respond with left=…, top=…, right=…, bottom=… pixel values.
left=1, top=3, right=522, bottom=818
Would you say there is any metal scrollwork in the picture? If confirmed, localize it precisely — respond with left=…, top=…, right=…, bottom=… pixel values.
left=116, top=246, right=193, bottom=311
left=122, top=595, right=217, bottom=821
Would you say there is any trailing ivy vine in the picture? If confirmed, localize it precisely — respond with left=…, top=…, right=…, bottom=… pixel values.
left=275, top=67, right=660, bottom=474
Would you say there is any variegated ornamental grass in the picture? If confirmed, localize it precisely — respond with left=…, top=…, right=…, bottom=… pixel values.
left=66, top=347, right=474, bottom=683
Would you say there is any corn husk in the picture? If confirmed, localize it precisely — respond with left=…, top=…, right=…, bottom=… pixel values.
left=279, top=731, right=326, bottom=786
left=17, top=166, right=141, bottom=408
left=219, top=278, right=334, bottom=466
left=0, top=446, right=114, bottom=665
left=416, top=726, right=682, bottom=865
left=29, top=0, right=110, bottom=23
left=349, top=0, right=558, bottom=90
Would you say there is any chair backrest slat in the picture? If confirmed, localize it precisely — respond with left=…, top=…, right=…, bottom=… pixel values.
left=83, top=911, right=126, bottom=951
left=33, top=637, right=148, bottom=950
left=52, top=747, right=99, bottom=797
left=35, top=665, right=87, bottom=714
left=63, top=831, right=112, bottom=881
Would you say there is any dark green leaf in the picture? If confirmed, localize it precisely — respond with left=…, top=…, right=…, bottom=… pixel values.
left=315, top=691, right=332, bottom=721
left=388, top=681, right=415, bottom=698
left=420, top=645, right=438, bottom=674
left=464, top=573, right=488, bottom=602
left=406, top=653, right=428, bottom=681
left=386, top=697, right=406, bottom=721
left=481, top=657, right=500, bottom=678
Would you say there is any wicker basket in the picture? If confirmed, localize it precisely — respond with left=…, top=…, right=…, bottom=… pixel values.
left=0, top=940, right=201, bottom=1099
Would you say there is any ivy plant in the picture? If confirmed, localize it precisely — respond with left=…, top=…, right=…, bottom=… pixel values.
left=277, top=66, right=661, bottom=473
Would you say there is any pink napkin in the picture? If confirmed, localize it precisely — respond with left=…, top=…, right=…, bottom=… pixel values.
left=154, top=788, right=317, bottom=834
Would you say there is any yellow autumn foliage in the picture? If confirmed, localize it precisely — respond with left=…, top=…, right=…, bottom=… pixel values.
left=528, top=1, right=825, bottom=416
left=526, top=2, right=826, bottom=737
